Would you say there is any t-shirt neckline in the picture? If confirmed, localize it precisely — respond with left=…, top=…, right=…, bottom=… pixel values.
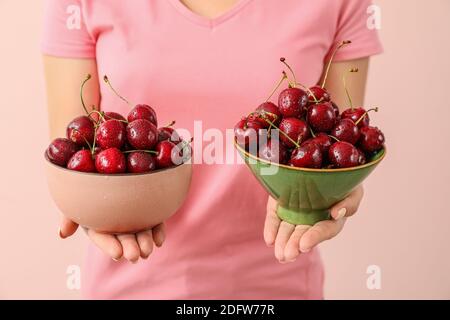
left=167, top=0, right=254, bottom=28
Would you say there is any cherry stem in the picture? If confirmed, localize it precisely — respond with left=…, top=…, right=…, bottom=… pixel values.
left=321, top=40, right=351, bottom=89
left=165, top=121, right=176, bottom=128
left=103, top=75, right=132, bottom=107
left=71, top=128, right=94, bottom=152
left=355, top=107, right=379, bottom=126
left=91, top=127, right=98, bottom=156
left=295, top=82, right=319, bottom=104
left=280, top=58, right=297, bottom=88
left=80, top=74, right=95, bottom=120
left=102, top=112, right=129, bottom=124
left=262, top=115, right=300, bottom=149
left=266, top=71, right=288, bottom=101
left=252, top=110, right=275, bottom=134
left=248, top=111, right=279, bottom=134
left=343, top=68, right=359, bottom=111
left=88, top=110, right=106, bottom=124
left=328, top=135, right=340, bottom=143
left=309, top=127, right=316, bottom=138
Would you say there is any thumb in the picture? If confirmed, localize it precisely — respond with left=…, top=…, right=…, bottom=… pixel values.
left=330, top=186, right=364, bottom=220
left=59, top=216, right=79, bottom=239
left=152, top=223, right=166, bottom=248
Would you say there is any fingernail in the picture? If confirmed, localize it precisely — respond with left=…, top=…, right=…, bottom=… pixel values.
left=58, top=228, right=66, bottom=239
left=112, top=258, right=120, bottom=262
left=301, top=247, right=311, bottom=253
left=156, top=234, right=165, bottom=248
left=335, top=208, right=347, bottom=220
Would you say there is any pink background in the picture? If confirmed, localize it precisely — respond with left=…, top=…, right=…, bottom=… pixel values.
left=0, top=0, right=449, bottom=299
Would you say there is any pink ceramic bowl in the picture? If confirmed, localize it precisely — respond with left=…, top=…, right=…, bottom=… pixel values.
left=45, top=154, right=192, bottom=234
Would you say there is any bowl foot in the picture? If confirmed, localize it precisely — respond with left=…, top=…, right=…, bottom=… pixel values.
left=277, top=206, right=330, bottom=226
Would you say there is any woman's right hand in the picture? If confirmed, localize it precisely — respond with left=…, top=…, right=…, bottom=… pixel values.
left=59, top=217, right=165, bottom=263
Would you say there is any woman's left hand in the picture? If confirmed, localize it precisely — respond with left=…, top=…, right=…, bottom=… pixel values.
left=264, top=185, right=364, bottom=263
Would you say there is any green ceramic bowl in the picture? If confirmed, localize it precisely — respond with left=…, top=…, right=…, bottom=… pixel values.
left=235, top=142, right=386, bottom=225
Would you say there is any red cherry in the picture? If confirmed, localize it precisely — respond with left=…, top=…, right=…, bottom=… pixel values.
left=67, top=150, right=96, bottom=173
left=331, top=118, right=360, bottom=145
left=302, top=132, right=332, bottom=154
left=279, top=118, right=310, bottom=148
left=103, top=112, right=127, bottom=122
left=331, top=101, right=340, bottom=118
left=234, top=118, right=265, bottom=151
left=290, top=143, right=323, bottom=169
left=328, top=141, right=360, bottom=168
left=276, top=58, right=309, bottom=118
left=308, top=85, right=330, bottom=103
left=96, top=120, right=126, bottom=150
left=259, top=139, right=289, bottom=164
left=307, top=102, right=337, bottom=133
left=278, top=88, right=308, bottom=118
left=122, top=142, right=134, bottom=152
left=158, top=126, right=181, bottom=144
left=359, top=126, right=385, bottom=153
left=251, top=102, right=282, bottom=127
left=66, top=116, right=95, bottom=147
left=127, top=151, right=156, bottom=173
left=357, top=149, right=366, bottom=165
left=95, top=148, right=126, bottom=174
left=155, top=140, right=177, bottom=169
left=341, top=107, right=369, bottom=128
left=46, top=138, right=79, bottom=167
left=126, top=119, right=158, bottom=150
left=128, top=104, right=158, bottom=126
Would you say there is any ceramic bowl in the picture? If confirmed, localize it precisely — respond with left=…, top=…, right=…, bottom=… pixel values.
left=235, top=142, right=386, bottom=225
left=45, top=154, right=192, bottom=234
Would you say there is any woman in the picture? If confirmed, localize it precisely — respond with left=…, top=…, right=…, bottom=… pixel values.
left=43, top=0, right=382, bottom=299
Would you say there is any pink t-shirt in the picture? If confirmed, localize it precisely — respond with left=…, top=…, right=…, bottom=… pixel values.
left=42, top=0, right=382, bottom=299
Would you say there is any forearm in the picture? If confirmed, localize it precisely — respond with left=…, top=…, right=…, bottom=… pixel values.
left=43, top=56, right=100, bottom=140
left=320, top=58, right=370, bottom=111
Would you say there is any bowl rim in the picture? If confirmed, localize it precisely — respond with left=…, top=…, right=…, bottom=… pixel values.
left=44, top=152, right=191, bottom=177
left=234, top=141, right=386, bottom=173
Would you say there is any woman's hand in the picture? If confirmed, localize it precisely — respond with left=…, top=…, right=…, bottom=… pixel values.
left=59, top=218, right=165, bottom=263
left=264, top=185, right=364, bottom=263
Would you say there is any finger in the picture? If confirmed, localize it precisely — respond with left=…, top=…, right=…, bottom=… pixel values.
left=117, top=234, right=141, bottom=263
left=136, top=230, right=154, bottom=259
left=274, top=221, right=295, bottom=262
left=284, top=225, right=311, bottom=262
left=87, top=229, right=123, bottom=261
left=299, top=218, right=346, bottom=253
left=152, top=224, right=166, bottom=248
left=59, top=217, right=79, bottom=239
left=264, top=197, right=281, bottom=247
left=330, top=185, right=364, bottom=220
